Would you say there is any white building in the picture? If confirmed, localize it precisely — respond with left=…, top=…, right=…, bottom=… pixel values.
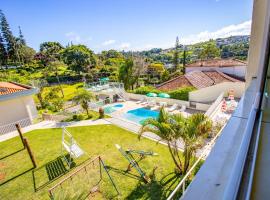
left=185, top=58, right=247, bottom=79
left=0, top=82, right=39, bottom=134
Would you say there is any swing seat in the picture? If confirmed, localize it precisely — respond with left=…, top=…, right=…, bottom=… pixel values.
left=63, top=142, right=84, bottom=158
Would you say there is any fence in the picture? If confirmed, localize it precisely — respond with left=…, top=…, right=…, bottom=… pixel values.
left=0, top=118, right=32, bottom=135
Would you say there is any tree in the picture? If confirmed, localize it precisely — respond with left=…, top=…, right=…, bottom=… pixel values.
left=18, top=26, right=26, bottom=45
left=73, top=89, right=95, bottom=117
left=147, top=63, right=165, bottom=78
left=39, top=42, right=64, bottom=66
left=19, top=45, right=36, bottom=64
left=161, top=69, right=170, bottom=82
left=119, top=57, right=144, bottom=90
left=199, top=40, right=220, bottom=60
left=45, top=87, right=64, bottom=112
left=0, top=10, right=16, bottom=62
left=61, top=45, right=96, bottom=74
left=32, top=79, right=48, bottom=109
left=48, top=60, right=66, bottom=97
left=139, top=107, right=212, bottom=175
left=0, top=32, right=7, bottom=67
left=173, top=36, right=180, bottom=72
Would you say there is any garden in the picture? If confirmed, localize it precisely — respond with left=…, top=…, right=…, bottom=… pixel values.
left=0, top=125, right=196, bottom=200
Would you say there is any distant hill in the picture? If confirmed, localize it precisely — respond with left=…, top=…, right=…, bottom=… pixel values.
left=123, top=35, right=250, bottom=64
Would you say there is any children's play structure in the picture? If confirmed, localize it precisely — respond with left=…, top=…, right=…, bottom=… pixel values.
left=48, top=156, right=119, bottom=199
left=115, top=144, right=158, bottom=183
left=61, top=127, right=85, bottom=168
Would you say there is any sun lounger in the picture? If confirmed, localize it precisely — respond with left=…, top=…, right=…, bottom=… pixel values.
left=146, top=100, right=156, bottom=108
left=179, top=105, right=186, bottom=112
left=166, top=104, right=178, bottom=112
left=136, top=98, right=145, bottom=104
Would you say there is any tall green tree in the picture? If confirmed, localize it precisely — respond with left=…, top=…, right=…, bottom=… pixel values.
left=119, top=58, right=141, bottom=90
left=39, top=41, right=64, bottom=66
left=199, top=40, right=221, bottom=60
left=18, top=26, right=26, bottom=45
left=0, top=10, right=16, bottom=62
left=61, top=44, right=96, bottom=74
left=0, top=32, right=7, bottom=67
left=173, top=36, right=180, bottom=72
left=140, top=107, right=212, bottom=175
left=73, top=89, right=95, bottom=117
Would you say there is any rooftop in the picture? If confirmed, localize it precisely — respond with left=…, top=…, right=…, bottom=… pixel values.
left=0, top=82, right=38, bottom=102
left=0, top=82, right=31, bottom=96
left=157, top=70, right=242, bottom=91
left=186, top=59, right=247, bottom=68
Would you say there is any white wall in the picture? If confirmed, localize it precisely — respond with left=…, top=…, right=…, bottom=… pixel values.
left=186, top=66, right=246, bottom=79
left=189, top=82, right=245, bottom=103
left=0, top=96, right=37, bottom=125
left=126, top=92, right=190, bottom=107
left=126, top=92, right=211, bottom=111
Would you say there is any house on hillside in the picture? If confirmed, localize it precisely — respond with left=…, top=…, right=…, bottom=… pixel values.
left=185, top=59, right=247, bottom=79
left=0, top=82, right=39, bottom=133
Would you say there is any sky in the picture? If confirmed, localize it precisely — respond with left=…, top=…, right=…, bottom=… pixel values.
left=1, top=0, right=253, bottom=52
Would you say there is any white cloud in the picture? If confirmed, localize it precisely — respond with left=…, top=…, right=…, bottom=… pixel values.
left=102, top=39, right=116, bottom=46
left=180, top=20, right=251, bottom=45
left=65, top=32, right=92, bottom=44
left=118, top=42, right=131, bottom=50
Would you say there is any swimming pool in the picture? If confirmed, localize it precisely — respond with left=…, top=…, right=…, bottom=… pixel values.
left=123, top=108, right=159, bottom=124
left=104, top=104, right=123, bottom=114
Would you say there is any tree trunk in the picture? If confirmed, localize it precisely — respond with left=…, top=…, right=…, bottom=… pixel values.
left=56, top=72, right=64, bottom=98
left=167, top=142, right=182, bottom=172
left=86, top=108, right=89, bottom=117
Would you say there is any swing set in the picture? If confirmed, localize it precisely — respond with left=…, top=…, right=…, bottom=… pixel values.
left=48, top=155, right=120, bottom=199
left=115, top=144, right=158, bottom=183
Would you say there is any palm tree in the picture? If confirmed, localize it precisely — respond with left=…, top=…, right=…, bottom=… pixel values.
left=171, top=113, right=212, bottom=174
left=73, top=89, right=95, bottom=117
left=139, top=107, right=212, bottom=175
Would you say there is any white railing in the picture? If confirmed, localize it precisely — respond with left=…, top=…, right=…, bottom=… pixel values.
left=167, top=124, right=226, bottom=200
left=0, top=118, right=32, bottom=135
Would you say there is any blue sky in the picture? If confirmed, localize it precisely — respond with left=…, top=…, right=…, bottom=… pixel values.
left=1, top=0, right=253, bottom=52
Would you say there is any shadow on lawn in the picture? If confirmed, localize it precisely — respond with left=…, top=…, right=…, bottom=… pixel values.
left=0, top=148, right=25, bottom=161
left=105, top=165, right=142, bottom=181
left=32, top=155, right=76, bottom=191
left=125, top=169, right=183, bottom=200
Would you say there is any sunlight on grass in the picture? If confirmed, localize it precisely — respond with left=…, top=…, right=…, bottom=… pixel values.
left=0, top=125, right=184, bottom=200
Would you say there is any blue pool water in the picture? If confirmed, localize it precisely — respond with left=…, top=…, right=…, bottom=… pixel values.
left=123, top=108, right=159, bottom=124
left=104, top=104, right=123, bottom=114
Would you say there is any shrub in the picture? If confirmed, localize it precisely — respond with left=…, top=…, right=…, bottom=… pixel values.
left=168, top=87, right=195, bottom=101
left=131, top=86, right=160, bottom=95
left=99, top=108, right=104, bottom=119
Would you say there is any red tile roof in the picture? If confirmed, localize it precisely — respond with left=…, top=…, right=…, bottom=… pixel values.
left=157, top=70, right=242, bottom=91
left=0, top=82, right=29, bottom=95
left=186, top=59, right=247, bottom=68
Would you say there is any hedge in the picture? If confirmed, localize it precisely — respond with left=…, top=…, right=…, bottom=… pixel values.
left=130, top=86, right=161, bottom=95
left=130, top=86, right=196, bottom=101
left=167, top=87, right=195, bottom=101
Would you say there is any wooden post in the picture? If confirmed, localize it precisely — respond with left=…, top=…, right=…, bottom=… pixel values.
left=15, top=124, right=25, bottom=149
left=23, top=138, right=37, bottom=168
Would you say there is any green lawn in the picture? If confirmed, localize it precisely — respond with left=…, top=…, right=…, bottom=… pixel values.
left=0, top=125, right=186, bottom=200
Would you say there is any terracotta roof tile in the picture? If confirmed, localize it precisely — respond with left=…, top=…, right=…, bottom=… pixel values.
left=0, top=82, right=28, bottom=96
left=156, top=70, right=243, bottom=91
left=186, top=59, right=247, bottom=68
left=184, top=71, right=214, bottom=89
